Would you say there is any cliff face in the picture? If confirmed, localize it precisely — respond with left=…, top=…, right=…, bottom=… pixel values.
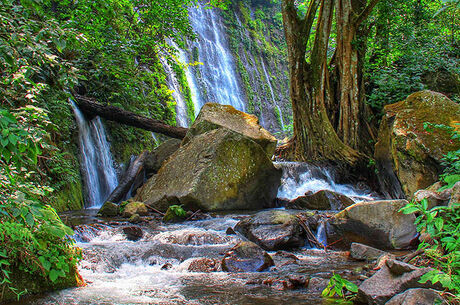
left=221, top=0, right=291, bottom=137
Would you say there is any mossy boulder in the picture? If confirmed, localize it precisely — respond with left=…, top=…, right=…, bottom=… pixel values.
left=182, top=103, right=277, bottom=157
left=97, top=201, right=119, bottom=217
left=122, top=201, right=148, bottom=218
left=234, top=210, right=305, bottom=250
left=330, top=200, right=417, bottom=250
left=375, top=91, right=460, bottom=198
left=135, top=128, right=281, bottom=211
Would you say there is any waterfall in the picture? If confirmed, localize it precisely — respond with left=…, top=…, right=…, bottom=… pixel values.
left=186, top=4, right=246, bottom=112
left=261, top=59, right=285, bottom=130
left=70, top=99, right=118, bottom=208
left=161, top=57, right=189, bottom=127
left=276, top=162, right=375, bottom=202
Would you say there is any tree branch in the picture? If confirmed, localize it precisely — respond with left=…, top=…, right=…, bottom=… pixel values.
left=355, top=0, right=380, bottom=26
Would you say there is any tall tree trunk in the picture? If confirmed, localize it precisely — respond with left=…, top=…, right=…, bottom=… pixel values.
left=281, top=0, right=361, bottom=165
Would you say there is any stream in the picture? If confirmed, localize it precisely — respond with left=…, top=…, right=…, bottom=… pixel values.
left=13, top=164, right=373, bottom=305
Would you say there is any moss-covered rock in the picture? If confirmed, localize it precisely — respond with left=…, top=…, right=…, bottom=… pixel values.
left=97, top=201, right=119, bottom=217
left=330, top=200, right=417, bottom=250
left=375, top=91, right=460, bottom=198
left=51, top=180, right=84, bottom=212
left=135, top=128, right=281, bottom=211
left=122, top=201, right=148, bottom=218
left=182, top=103, right=277, bottom=157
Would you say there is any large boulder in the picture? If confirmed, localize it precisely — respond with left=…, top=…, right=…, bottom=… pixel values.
left=221, top=241, right=274, bottom=272
left=234, top=210, right=306, bottom=250
left=144, top=138, right=181, bottom=177
left=135, top=128, right=281, bottom=211
left=289, top=190, right=355, bottom=210
left=375, top=91, right=460, bottom=198
left=98, top=201, right=119, bottom=217
left=357, top=259, right=443, bottom=305
left=330, top=200, right=417, bottom=250
left=182, top=103, right=277, bottom=157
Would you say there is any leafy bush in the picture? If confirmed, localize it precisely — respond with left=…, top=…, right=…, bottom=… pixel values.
left=322, top=273, right=358, bottom=301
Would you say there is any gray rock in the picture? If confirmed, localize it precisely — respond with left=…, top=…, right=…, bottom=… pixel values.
left=306, top=277, right=329, bottom=293
left=144, top=138, right=181, bottom=176
left=98, top=201, right=119, bottom=217
left=289, top=190, right=354, bottom=210
left=221, top=241, right=274, bottom=272
left=136, top=128, right=281, bottom=212
left=413, top=189, right=449, bottom=209
left=350, top=242, right=386, bottom=261
left=331, top=200, right=418, bottom=249
left=358, top=260, right=443, bottom=304
left=234, top=210, right=305, bottom=250
left=385, top=288, right=446, bottom=305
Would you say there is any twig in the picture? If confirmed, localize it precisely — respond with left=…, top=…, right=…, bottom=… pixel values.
left=185, top=209, right=201, bottom=221
left=403, top=249, right=424, bottom=263
left=296, top=215, right=323, bottom=249
left=146, top=205, right=165, bottom=216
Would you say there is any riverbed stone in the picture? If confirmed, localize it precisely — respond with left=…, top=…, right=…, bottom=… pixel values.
left=289, top=190, right=355, bottom=210
left=182, top=103, right=277, bottom=157
left=350, top=242, right=386, bottom=261
left=330, top=200, right=417, bottom=249
left=98, top=201, right=119, bottom=217
left=234, top=210, right=305, bottom=250
left=122, top=226, right=143, bottom=241
left=385, top=288, right=446, bottom=305
left=122, top=201, right=148, bottom=218
left=357, top=259, right=443, bottom=304
left=187, top=258, right=221, bottom=272
left=374, top=91, right=460, bottom=198
left=413, top=189, right=449, bottom=209
left=221, top=241, right=274, bottom=272
left=135, top=128, right=281, bottom=211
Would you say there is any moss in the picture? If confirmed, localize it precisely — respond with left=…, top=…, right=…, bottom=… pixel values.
left=51, top=179, right=84, bottom=212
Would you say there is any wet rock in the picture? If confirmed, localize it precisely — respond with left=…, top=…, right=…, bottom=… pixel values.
left=350, top=243, right=386, bottom=261
left=357, top=259, right=443, bottom=304
left=122, top=202, right=148, bottom=218
left=98, top=201, right=119, bottom=217
left=161, top=262, right=172, bottom=270
left=306, top=277, right=329, bottom=293
left=234, top=210, right=305, bottom=250
left=128, top=213, right=141, bottom=224
left=331, top=200, right=417, bottom=249
left=413, top=189, right=449, bottom=209
left=182, top=103, right=277, bottom=157
left=226, top=227, right=236, bottom=235
left=289, top=190, right=355, bottom=210
left=221, top=241, right=274, bottom=272
left=122, top=226, right=143, bottom=241
left=144, top=138, right=181, bottom=177
left=375, top=91, right=460, bottom=198
left=152, top=228, right=230, bottom=245
left=162, top=206, right=186, bottom=223
left=136, top=128, right=281, bottom=212
left=187, top=258, right=221, bottom=273
left=385, top=288, right=446, bottom=305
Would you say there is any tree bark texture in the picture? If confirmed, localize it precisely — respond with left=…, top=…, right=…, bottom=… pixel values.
left=73, top=94, right=188, bottom=139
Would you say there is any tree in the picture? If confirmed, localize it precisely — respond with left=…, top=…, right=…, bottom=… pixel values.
left=280, top=0, right=379, bottom=164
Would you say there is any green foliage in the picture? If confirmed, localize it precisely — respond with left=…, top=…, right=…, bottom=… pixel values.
left=400, top=199, right=460, bottom=297
left=322, top=273, right=358, bottom=301
left=169, top=205, right=187, bottom=218
left=0, top=107, right=80, bottom=300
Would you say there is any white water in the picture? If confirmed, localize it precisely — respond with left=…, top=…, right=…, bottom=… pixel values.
left=276, top=162, right=374, bottom=202
left=161, top=57, right=189, bottom=127
left=261, top=59, right=284, bottom=130
left=187, top=4, right=246, bottom=112
left=70, top=99, right=118, bottom=208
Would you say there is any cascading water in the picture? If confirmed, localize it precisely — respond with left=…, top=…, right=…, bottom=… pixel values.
left=161, top=57, right=189, bottom=127
left=276, top=162, right=375, bottom=202
left=261, top=59, right=284, bottom=130
left=70, top=99, right=118, bottom=208
left=186, top=3, right=247, bottom=112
